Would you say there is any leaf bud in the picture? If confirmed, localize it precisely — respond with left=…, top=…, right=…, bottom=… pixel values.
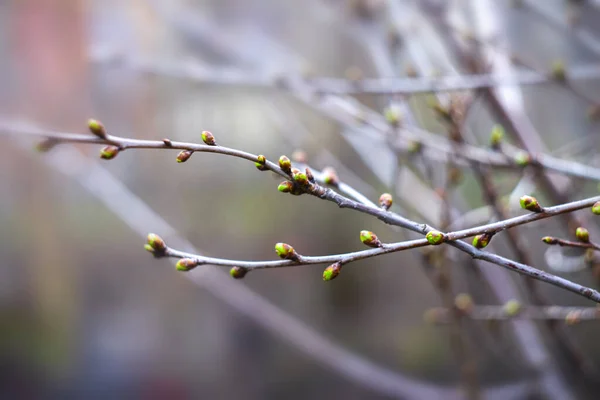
left=176, top=150, right=193, bottom=163
left=230, top=266, right=248, bottom=279
left=426, top=230, right=445, bottom=245
left=275, top=243, right=297, bottom=260
left=472, top=233, right=493, bottom=249
left=322, top=167, right=339, bottom=186
left=322, top=262, right=342, bottom=281
left=176, top=258, right=199, bottom=272
left=147, top=233, right=166, bottom=253
left=576, top=227, right=590, bottom=243
left=292, top=168, right=308, bottom=186
left=278, top=181, right=294, bottom=193
left=541, top=236, right=558, bottom=245
left=592, top=201, right=600, bottom=215
left=490, top=124, right=504, bottom=149
left=255, top=154, right=267, bottom=171
left=519, top=195, right=543, bottom=213
left=279, top=155, right=292, bottom=173
left=360, top=230, right=382, bottom=248
left=503, top=300, right=522, bottom=317
left=454, top=293, right=474, bottom=314
left=379, top=193, right=393, bottom=210
left=201, top=130, right=216, bottom=146
left=100, top=146, right=119, bottom=160
left=88, top=119, right=107, bottom=138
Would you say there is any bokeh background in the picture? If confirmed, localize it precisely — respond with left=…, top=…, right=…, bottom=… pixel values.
left=2, top=0, right=600, bottom=399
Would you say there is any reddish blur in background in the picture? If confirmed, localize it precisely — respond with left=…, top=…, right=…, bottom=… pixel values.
left=2, top=1, right=600, bottom=399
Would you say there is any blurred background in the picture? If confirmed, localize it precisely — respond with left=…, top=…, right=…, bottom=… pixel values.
left=2, top=0, right=600, bottom=399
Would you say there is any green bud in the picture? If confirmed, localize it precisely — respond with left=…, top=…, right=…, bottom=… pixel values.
left=541, top=236, right=558, bottom=245
left=88, top=119, right=107, bottom=138
left=592, top=201, right=600, bottom=215
left=490, top=124, right=504, bottom=149
left=472, top=233, right=493, bottom=249
left=230, top=266, right=248, bottom=279
left=514, top=151, right=531, bottom=167
left=100, top=146, right=119, bottom=160
left=279, top=156, right=292, bottom=173
left=255, top=154, right=267, bottom=171
left=147, top=233, right=166, bottom=252
left=275, top=243, right=297, bottom=260
left=551, top=60, right=566, bottom=81
left=503, top=300, right=521, bottom=317
left=360, top=230, right=381, bottom=248
left=565, top=311, right=581, bottom=326
left=322, top=167, right=339, bottom=186
left=519, top=195, right=543, bottom=213
left=292, top=168, right=308, bottom=186
left=384, top=105, right=402, bottom=127
left=576, top=227, right=590, bottom=243
left=201, top=130, right=216, bottom=146
left=426, top=230, right=445, bottom=245
left=176, top=258, right=198, bottom=272
left=277, top=181, right=294, bottom=193
left=176, top=150, right=193, bottom=163
left=379, top=193, right=393, bottom=210
left=454, top=293, right=473, bottom=313
left=144, top=244, right=154, bottom=253
left=322, top=262, right=342, bottom=281
left=35, top=139, right=57, bottom=153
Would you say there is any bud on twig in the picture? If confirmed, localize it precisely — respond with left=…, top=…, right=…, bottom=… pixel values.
left=490, top=124, right=504, bottom=149
left=551, top=60, right=566, bottom=81
left=88, top=119, right=107, bottom=138
left=255, top=154, right=267, bottom=171
left=292, top=168, right=308, bottom=186
left=176, top=258, right=199, bottom=272
left=322, top=262, right=342, bottom=281
left=513, top=151, right=531, bottom=167
left=146, top=233, right=166, bottom=253
left=503, top=300, right=522, bottom=317
left=384, top=105, right=402, bottom=127
left=278, top=181, right=294, bottom=193
left=100, top=146, right=119, bottom=160
left=201, top=130, right=216, bottom=146
left=472, top=233, right=493, bottom=249
left=565, top=310, right=581, bottom=326
left=322, top=167, right=339, bottom=186
left=279, top=156, right=292, bottom=173
left=454, top=293, right=474, bottom=314
left=520, top=195, right=543, bottom=213
left=35, top=139, right=58, bottom=153
left=426, top=230, right=445, bottom=245
left=542, top=236, right=558, bottom=245
left=230, top=266, right=248, bottom=279
left=176, top=150, right=193, bottom=163
left=576, top=227, right=590, bottom=243
left=275, top=243, right=297, bottom=260
left=305, top=168, right=315, bottom=183
left=360, top=230, right=382, bottom=248
left=592, top=201, right=600, bottom=215
left=379, top=193, right=393, bottom=210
